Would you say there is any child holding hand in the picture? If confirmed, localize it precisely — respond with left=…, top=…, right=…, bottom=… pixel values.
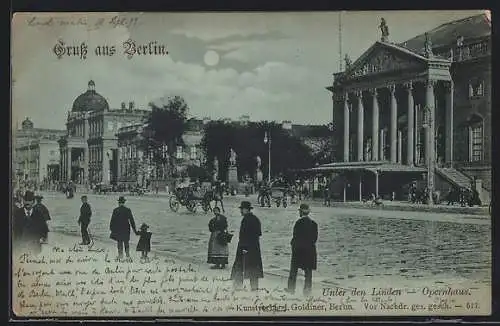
left=136, top=223, right=152, bottom=262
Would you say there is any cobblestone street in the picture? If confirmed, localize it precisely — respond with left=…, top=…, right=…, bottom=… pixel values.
left=39, top=191, right=491, bottom=289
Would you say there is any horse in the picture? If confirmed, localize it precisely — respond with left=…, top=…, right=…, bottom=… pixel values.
left=202, top=186, right=225, bottom=213
left=445, top=187, right=461, bottom=205
left=257, top=185, right=271, bottom=207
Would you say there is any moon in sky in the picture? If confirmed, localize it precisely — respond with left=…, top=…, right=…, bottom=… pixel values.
left=204, top=50, right=220, bottom=66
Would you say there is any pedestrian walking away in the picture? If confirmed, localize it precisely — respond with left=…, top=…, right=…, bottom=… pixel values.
left=109, top=196, right=138, bottom=262
left=207, top=206, right=230, bottom=269
left=78, top=195, right=92, bottom=245
left=230, top=201, right=263, bottom=291
left=136, top=223, right=152, bottom=262
left=285, top=203, right=318, bottom=296
left=34, top=195, right=51, bottom=222
left=12, top=190, right=50, bottom=255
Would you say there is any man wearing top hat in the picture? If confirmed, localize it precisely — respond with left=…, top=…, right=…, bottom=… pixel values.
left=12, top=190, right=50, bottom=255
left=285, top=203, right=318, bottom=296
left=109, top=196, right=138, bottom=261
left=230, top=201, right=264, bottom=291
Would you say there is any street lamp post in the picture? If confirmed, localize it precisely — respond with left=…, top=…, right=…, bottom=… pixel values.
left=422, top=106, right=435, bottom=205
left=264, top=131, right=271, bottom=183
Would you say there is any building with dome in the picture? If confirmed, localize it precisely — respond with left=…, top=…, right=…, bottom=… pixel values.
left=315, top=13, right=491, bottom=204
left=58, top=80, right=149, bottom=186
left=14, top=117, right=66, bottom=186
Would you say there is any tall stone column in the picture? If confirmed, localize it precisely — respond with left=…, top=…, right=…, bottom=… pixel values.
left=60, top=149, right=65, bottom=181
left=66, top=147, right=72, bottom=182
left=343, top=94, right=350, bottom=162
left=425, top=79, right=437, bottom=205
left=445, top=81, right=454, bottom=166
left=379, top=129, right=384, bottom=160
left=371, top=88, right=379, bottom=161
left=414, top=105, right=421, bottom=165
left=389, top=84, right=398, bottom=163
left=117, top=148, right=122, bottom=183
left=83, top=148, right=88, bottom=186
left=397, top=131, right=403, bottom=163
left=102, top=147, right=111, bottom=185
left=356, top=90, right=364, bottom=162
left=425, top=80, right=436, bottom=165
left=405, top=82, right=415, bottom=166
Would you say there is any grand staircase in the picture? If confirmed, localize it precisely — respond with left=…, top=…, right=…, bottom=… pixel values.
left=436, top=167, right=490, bottom=205
left=436, top=167, right=473, bottom=189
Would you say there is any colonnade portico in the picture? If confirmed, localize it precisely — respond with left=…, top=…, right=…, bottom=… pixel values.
left=341, top=78, right=453, bottom=168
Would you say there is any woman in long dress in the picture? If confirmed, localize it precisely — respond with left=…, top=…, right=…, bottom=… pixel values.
left=207, top=207, right=229, bottom=269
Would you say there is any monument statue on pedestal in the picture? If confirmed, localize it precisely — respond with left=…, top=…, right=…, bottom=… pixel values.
left=227, top=148, right=239, bottom=186
left=256, top=155, right=263, bottom=182
left=213, top=156, right=219, bottom=181
left=229, top=148, right=237, bottom=166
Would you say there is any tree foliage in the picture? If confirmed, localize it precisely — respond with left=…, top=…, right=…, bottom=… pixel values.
left=186, top=164, right=211, bottom=182
left=307, top=122, right=336, bottom=165
left=139, top=96, right=189, bottom=173
left=201, top=121, right=315, bottom=181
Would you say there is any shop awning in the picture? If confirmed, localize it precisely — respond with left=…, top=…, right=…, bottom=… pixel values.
left=301, top=162, right=426, bottom=173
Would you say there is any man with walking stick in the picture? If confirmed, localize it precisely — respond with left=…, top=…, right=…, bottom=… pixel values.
left=230, top=201, right=263, bottom=291
left=285, top=203, right=318, bottom=296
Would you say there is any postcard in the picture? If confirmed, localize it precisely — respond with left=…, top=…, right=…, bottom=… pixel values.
left=11, top=10, right=491, bottom=317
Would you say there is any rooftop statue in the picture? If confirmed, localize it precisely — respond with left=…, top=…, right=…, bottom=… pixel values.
left=344, top=54, right=352, bottom=69
left=379, top=18, right=389, bottom=42
left=424, top=32, right=434, bottom=58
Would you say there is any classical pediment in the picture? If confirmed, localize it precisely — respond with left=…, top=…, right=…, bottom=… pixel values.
left=345, top=42, right=427, bottom=79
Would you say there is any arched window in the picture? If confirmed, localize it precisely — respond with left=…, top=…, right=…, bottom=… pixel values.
left=468, top=115, right=483, bottom=162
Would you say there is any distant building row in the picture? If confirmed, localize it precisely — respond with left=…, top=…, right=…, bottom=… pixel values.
left=13, top=81, right=325, bottom=188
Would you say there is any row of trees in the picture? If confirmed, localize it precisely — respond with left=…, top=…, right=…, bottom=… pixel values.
left=138, top=95, right=333, bottom=181
left=201, top=120, right=316, bottom=180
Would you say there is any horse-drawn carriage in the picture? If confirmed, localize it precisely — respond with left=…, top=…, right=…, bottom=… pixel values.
left=169, top=182, right=224, bottom=213
left=129, top=185, right=147, bottom=196
left=93, top=183, right=113, bottom=195
left=257, top=181, right=290, bottom=208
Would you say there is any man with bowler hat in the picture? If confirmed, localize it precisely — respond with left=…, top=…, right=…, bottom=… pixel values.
left=230, top=201, right=263, bottom=291
left=285, top=203, right=318, bottom=296
left=78, top=195, right=92, bottom=245
left=34, top=195, right=51, bottom=222
left=12, top=190, right=49, bottom=255
left=109, top=196, right=138, bottom=261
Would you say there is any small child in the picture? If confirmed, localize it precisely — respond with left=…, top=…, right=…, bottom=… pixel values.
left=136, top=223, right=152, bottom=262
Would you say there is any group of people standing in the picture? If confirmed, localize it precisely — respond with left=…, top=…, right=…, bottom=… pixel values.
left=13, top=190, right=319, bottom=296
left=206, top=200, right=319, bottom=295
left=12, top=191, right=51, bottom=255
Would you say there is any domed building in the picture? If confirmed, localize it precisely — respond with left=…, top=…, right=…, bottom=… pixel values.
left=71, top=80, right=110, bottom=113
left=58, top=80, right=149, bottom=187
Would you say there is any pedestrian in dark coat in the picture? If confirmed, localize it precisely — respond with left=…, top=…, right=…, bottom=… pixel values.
left=12, top=191, right=49, bottom=255
left=109, top=196, right=138, bottom=261
left=285, top=203, right=318, bottom=296
left=136, top=223, right=152, bottom=262
left=78, top=195, right=92, bottom=245
left=34, top=195, right=51, bottom=221
left=230, top=201, right=263, bottom=291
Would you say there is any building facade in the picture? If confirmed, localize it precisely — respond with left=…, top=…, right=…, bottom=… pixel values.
left=14, top=118, right=66, bottom=186
left=58, top=80, right=150, bottom=186
left=323, top=13, right=491, bottom=203
left=116, top=118, right=206, bottom=187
